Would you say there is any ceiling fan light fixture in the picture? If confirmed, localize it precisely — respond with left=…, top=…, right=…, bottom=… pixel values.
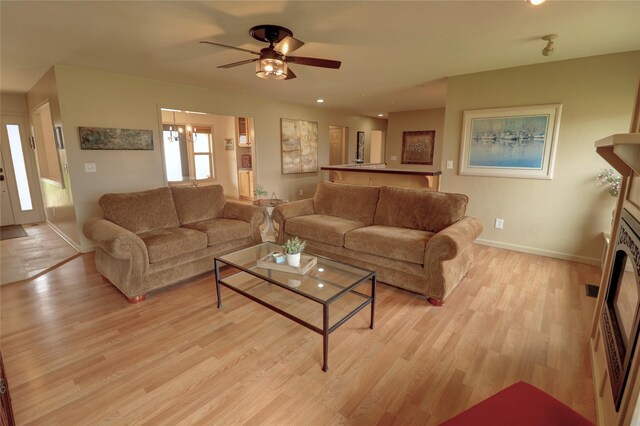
left=256, top=58, right=287, bottom=80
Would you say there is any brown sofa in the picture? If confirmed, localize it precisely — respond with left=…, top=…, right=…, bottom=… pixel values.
left=273, top=181, right=483, bottom=304
left=83, top=185, right=264, bottom=303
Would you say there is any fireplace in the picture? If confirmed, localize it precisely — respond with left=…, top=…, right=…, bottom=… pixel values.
left=601, top=208, right=640, bottom=410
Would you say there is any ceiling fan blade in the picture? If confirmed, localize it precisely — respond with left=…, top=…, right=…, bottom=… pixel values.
left=218, top=58, right=259, bottom=69
left=274, top=36, right=304, bottom=55
left=287, top=56, right=341, bottom=69
left=285, top=67, right=297, bottom=80
left=199, top=41, right=260, bottom=56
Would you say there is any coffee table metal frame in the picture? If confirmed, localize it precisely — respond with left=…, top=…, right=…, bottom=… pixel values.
left=214, top=246, right=376, bottom=372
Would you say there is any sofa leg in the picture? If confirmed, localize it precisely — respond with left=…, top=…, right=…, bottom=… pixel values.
left=427, top=297, right=445, bottom=306
left=127, top=294, right=146, bottom=304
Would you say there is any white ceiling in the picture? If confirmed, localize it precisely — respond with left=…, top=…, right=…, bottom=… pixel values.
left=1, top=1, right=639, bottom=117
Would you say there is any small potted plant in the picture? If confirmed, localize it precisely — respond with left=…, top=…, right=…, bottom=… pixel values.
left=283, top=236, right=306, bottom=267
left=253, top=184, right=269, bottom=200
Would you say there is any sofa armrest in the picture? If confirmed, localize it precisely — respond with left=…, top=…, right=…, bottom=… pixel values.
left=424, top=216, right=483, bottom=300
left=222, top=201, right=265, bottom=244
left=272, top=199, right=316, bottom=243
left=83, top=217, right=150, bottom=273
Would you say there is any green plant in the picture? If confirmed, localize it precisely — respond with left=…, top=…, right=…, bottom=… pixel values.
left=253, top=184, right=268, bottom=199
left=597, top=169, right=621, bottom=197
left=283, top=236, right=306, bottom=254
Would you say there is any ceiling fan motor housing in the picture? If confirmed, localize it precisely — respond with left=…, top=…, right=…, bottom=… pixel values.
left=250, top=25, right=293, bottom=45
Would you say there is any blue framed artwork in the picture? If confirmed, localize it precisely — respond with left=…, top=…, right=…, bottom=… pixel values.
left=459, top=104, right=562, bottom=179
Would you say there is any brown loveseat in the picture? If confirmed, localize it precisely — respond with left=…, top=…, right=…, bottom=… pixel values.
left=273, top=181, right=483, bottom=305
left=83, top=185, right=264, bottom=303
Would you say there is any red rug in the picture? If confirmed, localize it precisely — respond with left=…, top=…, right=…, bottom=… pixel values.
left=440, top=382, right=594, bottom=426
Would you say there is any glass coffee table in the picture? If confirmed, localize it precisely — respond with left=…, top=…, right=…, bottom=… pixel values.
left=214, top=242, right=376, bottom=372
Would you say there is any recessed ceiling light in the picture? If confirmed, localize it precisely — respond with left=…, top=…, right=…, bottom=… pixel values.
left=377, top=113, right=384, bottom=117
left=316, top=98, right=324, bottom=103
left=525, top=0, right=546, bottom=5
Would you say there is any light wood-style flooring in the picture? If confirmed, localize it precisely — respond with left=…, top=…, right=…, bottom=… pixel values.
left=0, top=245, right=599, bottom=424
left=0, top=222, right=79, bottom=285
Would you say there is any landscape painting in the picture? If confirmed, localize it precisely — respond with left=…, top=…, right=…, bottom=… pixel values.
left=281, top=118, right=318, bottom=174
left=459, top=104, right=562, bottom=179
left=79, top=127, right=153, bottom=150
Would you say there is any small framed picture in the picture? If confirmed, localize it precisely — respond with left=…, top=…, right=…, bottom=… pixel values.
left=55, top=126, right=65, bottom=149
left=241, top=154, right=252, bottom=168
left=356, top=131, right=365, bottom=161
left=225, top=138, right=234, bottom=151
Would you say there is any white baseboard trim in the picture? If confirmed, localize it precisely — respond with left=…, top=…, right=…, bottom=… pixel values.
left=46, top=220, right=82, bottom=252
left=475, top=238, right=600, bottom=266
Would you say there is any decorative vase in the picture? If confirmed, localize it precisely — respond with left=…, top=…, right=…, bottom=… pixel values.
left=286, top=253, right=301, bottom=267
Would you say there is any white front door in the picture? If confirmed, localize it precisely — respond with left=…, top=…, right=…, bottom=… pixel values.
left=0, top=150, right=16, bottom=226
left=0, top=114, right=43, bottom=225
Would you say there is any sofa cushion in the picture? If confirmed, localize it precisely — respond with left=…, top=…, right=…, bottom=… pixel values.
left=138, top=227, right=207, bottom=263
left=100, top=187, right=180, bottom=234
left=183, top=218, right=252, bottom=246
left=344, top=225, right=434, bottom=264
left=313, top=181, right=380, bottom=225
left=374, top=186, right=468, bottom=233
left=286, top=214, right=365, bottom=247
left=171, top=185, right=226, bottom=225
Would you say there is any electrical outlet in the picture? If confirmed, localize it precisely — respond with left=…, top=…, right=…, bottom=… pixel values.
left=446, top=160, right=454, bottom=169
left=495, top=218, right=504, bottom=229
left=299, top=189, right=303, bottom=196
left=52, top=208, right=56, bottom=218
left=84, top=163, right=97, bottom=173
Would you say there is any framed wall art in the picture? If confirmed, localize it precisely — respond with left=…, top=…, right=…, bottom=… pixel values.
left=280, top=118, right=318, bottom=174
left=356, top=131, right=365, bottom=162
left=224, top=138, right=234, bottom=151
left=78, top=127, right=154, bottom=150
left=241, top=154, right=252, bottom=169
left=459, top=104, right=562, bottom=179
left=402, top=130, right=435, bottom=165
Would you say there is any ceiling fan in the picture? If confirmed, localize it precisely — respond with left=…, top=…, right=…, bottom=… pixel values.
left=200, top=24, right=341, bottom=80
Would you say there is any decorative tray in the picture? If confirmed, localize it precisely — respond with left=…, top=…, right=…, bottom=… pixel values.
left=256, top=252, right=317, bottom=275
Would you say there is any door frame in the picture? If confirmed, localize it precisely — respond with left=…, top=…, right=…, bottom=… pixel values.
left=0, top=113, right=44, bottom=225
left=329, top=125, right=347, bottom=165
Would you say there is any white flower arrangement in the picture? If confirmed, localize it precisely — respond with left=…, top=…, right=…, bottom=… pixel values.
left=597, top=168, right=621, bottom=197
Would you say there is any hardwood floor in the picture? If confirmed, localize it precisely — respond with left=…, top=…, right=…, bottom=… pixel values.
left=0, top=245, right=599, bottom=424
left=0, top=222, right=79, bottom=285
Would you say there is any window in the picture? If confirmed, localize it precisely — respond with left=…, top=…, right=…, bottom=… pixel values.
left=6, top=124, right=33, bottom=210
left=163, top=125, right=214, bottom=183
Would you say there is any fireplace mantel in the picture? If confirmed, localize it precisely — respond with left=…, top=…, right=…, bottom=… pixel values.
left=596, top=133, right=640, bottom=176
left=591, top=128, right=640, bottom=425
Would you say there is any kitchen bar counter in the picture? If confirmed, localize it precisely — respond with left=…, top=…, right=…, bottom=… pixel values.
left=321, top=164, right=441, bottom=191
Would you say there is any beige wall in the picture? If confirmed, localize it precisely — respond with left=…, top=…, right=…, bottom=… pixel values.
left=1, top=93, right=28, bottom=113
left=442, top=51, right=640, bottom=263
left=52, top=65, right=386, bottom=251
left=386, top=108, right=445, bottom=171
left=26, top=68, right=80, bottom=247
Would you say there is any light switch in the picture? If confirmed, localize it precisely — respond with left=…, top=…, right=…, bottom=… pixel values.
left=390, top=155, right=397, bottom=161
left=85, top=163, right=97, bottom=173
left=447, top=160, right=454, bottom=169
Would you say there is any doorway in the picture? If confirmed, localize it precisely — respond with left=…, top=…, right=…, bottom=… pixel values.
left=370, top=130, right=384, bottom=164
left=159, top=108, right=257, bottom=200
left=0, top=114, right=42, bottom=225
left=329, top=126, right=346, bottom=165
